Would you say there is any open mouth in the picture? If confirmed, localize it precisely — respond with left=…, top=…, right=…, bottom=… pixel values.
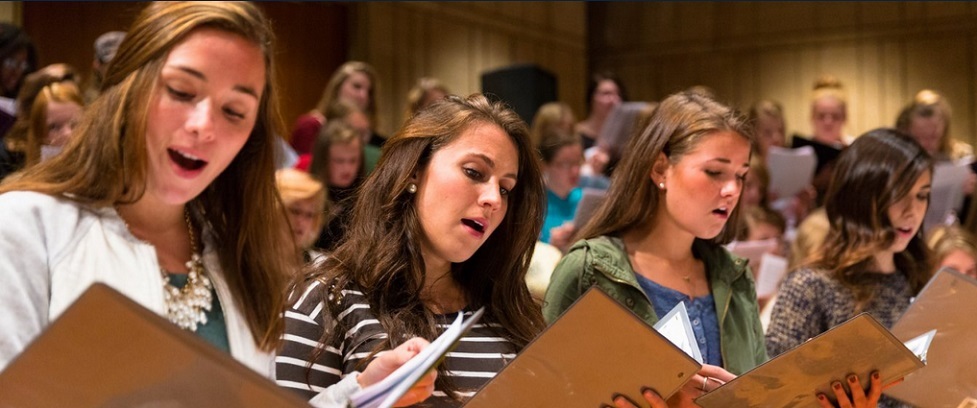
left=713, top=207, right=730, bottom=217
left=896, top=226, right=914, bottom=235
left=168, top=148, right=207, bottom=171
left=461, top=218, right=485, bottom=233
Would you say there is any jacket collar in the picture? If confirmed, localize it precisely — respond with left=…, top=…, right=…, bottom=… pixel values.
left=580, top=235, right=749, bottom=286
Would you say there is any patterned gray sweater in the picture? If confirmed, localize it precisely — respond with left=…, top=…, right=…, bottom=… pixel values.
left=765, top=267, right=915, bottom=408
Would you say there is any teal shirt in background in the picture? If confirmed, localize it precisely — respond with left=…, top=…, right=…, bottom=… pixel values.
left=167, top=273, right=231, bottom=354
left=540, top=187, right=583, bottom=243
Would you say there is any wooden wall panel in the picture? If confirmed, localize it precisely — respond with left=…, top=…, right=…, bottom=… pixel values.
left=352, top=2, right=586, bottom=136
left=591, top=2, right=977, bottom=146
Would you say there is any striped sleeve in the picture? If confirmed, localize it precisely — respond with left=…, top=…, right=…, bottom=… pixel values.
left=275, top=279, right=345, bottom=400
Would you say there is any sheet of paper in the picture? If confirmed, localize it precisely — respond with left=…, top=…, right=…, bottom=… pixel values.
left=924, top=161, right=973, bottom=230
left=766, top=145, right=817, bottom=199
left=901, top=329, right=936, bottom=364
left=653, top=302, right=703, bottom=364
left=351, top=308, right=485, bottom=408
left=725, top=238, right=780, bottom=275
left=572, top=188, right=607, bottom=230
left=755, top=253, right=788, bottom=299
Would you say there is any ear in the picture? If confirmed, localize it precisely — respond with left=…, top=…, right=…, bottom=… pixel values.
left=650, top=152, right=669, bottom=186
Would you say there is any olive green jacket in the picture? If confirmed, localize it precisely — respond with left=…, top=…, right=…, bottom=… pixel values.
left=542, top=235, right=768, bottom=375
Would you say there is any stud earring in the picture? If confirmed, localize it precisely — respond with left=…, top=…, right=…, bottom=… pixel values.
left=658, top=182, right=665, bottom=190
left=407, top=183, right=418, bottom=194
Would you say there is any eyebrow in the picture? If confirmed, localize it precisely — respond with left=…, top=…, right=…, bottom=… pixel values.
left=708, top=157, right=751, bottom=168
left=172, top=65, right=260, bottom=99
left=470, top=152, right=517, bottom=180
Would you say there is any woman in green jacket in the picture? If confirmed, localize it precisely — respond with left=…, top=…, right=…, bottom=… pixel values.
left=544, top=91, right=883, bottom=408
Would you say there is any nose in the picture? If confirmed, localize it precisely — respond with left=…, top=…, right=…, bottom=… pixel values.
left=185, top=99, right=215, bottom=141
left=478, top=183, right=503, bottom=212
left=722, top=177, right=742, bottom=199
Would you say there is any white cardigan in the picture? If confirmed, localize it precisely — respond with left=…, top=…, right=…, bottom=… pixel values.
left=0, top=191, right=273, bottom=376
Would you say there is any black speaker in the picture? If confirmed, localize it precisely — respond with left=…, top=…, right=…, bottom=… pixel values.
left=481, top=64, right=557, bottom=126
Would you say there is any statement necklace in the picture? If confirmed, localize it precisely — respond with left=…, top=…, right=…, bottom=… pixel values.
left=119, top=207, right=213, bottom=332
left=161, top=209, right=213, bottom=332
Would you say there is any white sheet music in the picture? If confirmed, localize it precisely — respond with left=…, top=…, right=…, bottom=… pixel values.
left=755, top=253, right=788, bottom=299
left=766, top=145, right=817, bottom=199
left=924, top=161, right=973, bottom=231
left=653, top=302, right=703, bottom=364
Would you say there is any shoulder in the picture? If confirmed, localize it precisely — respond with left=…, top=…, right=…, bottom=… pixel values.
left=557, top=236, right=626, bottom=272
left=0, top=192, right=97, bottom=242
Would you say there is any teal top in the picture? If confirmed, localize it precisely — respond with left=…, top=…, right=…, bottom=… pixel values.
left=540, top=187, right=583, bottom=243
left=167, top=273, right=230, bottom=353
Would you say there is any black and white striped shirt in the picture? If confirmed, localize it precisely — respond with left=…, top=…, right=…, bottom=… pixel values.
left=276, top=279, right=518, bottom=407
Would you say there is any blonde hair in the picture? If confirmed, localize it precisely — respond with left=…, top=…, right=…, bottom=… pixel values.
left=276, top=168, right=328, bottom=248
left=895, top=89, right=963, bottom=159
left=4, top=63, right=80, bottom=155
left=24, top=82, right=84, bottom=166
left=530, top=102, right=575, bottom=149
left=811, top=74, right=847, bottom=108
left=404, top=77, right=450, bottom=119
left=927, top=225, right=977, bottom=273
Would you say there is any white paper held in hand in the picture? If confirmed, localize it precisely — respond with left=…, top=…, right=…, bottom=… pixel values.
left=350, top=307, right=486, bottom=408
left=653, top=302, right=703, bottom=364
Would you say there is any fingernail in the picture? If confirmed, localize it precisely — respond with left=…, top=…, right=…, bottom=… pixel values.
left=817, top=394, right=827, bottom=401
left=611, top=393, right=624, bottom=401
left=833, top=382, right=843, bottom=390
left=641, top=386, right=657, bottom=395
left=848, top=375, right=857, bottom=383
left=872, top=372, right=880, bottom=380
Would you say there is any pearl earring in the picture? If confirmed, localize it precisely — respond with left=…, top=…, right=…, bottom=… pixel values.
left=658, top=182, right=665, bottom=190
left=407, top=183, right=418, bottom=194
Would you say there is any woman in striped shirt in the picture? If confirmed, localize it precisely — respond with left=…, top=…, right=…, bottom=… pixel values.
left=276, top=94, right=545, bottom=407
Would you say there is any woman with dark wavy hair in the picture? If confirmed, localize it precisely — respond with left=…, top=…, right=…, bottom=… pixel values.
left=278, top=93, right=545, bottom=407
left=767, top=128, right=933, bottom=408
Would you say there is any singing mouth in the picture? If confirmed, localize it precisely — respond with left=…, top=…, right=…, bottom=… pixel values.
left=168, top=148, right=207, bottom=171
left=462, top=218, right=485, bottom=233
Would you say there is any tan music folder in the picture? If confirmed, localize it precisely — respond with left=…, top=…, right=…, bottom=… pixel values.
left=696, top=313, right=924, bottom=408
left=886, top=267, right=977, bottom=408
left=463, top=287, right=702, bottom=408
left=0, top=283, right=308, bottom=407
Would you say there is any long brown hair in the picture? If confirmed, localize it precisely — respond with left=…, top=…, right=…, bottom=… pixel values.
left=806, top=128, right=933, bottom=312
left=0, top=1, right=293, bottom=350
left=578, top=91, right=753, bottom=244
left=313, top=61, right=378, bottom=131
left=301, top=93, right=544, bottom=395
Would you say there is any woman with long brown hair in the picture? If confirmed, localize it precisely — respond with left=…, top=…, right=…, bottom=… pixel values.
left=289, top=61, right=380, bottom=155
left=0, top=1, right=292, bottom=375
left=278, top=94, right=545, bottom=406
left=767, top=128, right=933, bottom=408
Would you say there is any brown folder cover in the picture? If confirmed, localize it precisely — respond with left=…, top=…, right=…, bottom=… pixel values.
left=886, top=267, right=977, bottom=408
left=696, top=313, right=923, bottom=408
left=463, top=287, right=701, bottom=408
left=0, top=283, right=308, bottom=407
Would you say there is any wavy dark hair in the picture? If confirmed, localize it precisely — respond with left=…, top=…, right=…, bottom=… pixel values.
left=577, top=91, right=753, bottom=244
left=298, top=93, right=544, bottom=397
left=0, top=1, right=293, bottom=350
left=807, top=128, right=933, bottom=312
